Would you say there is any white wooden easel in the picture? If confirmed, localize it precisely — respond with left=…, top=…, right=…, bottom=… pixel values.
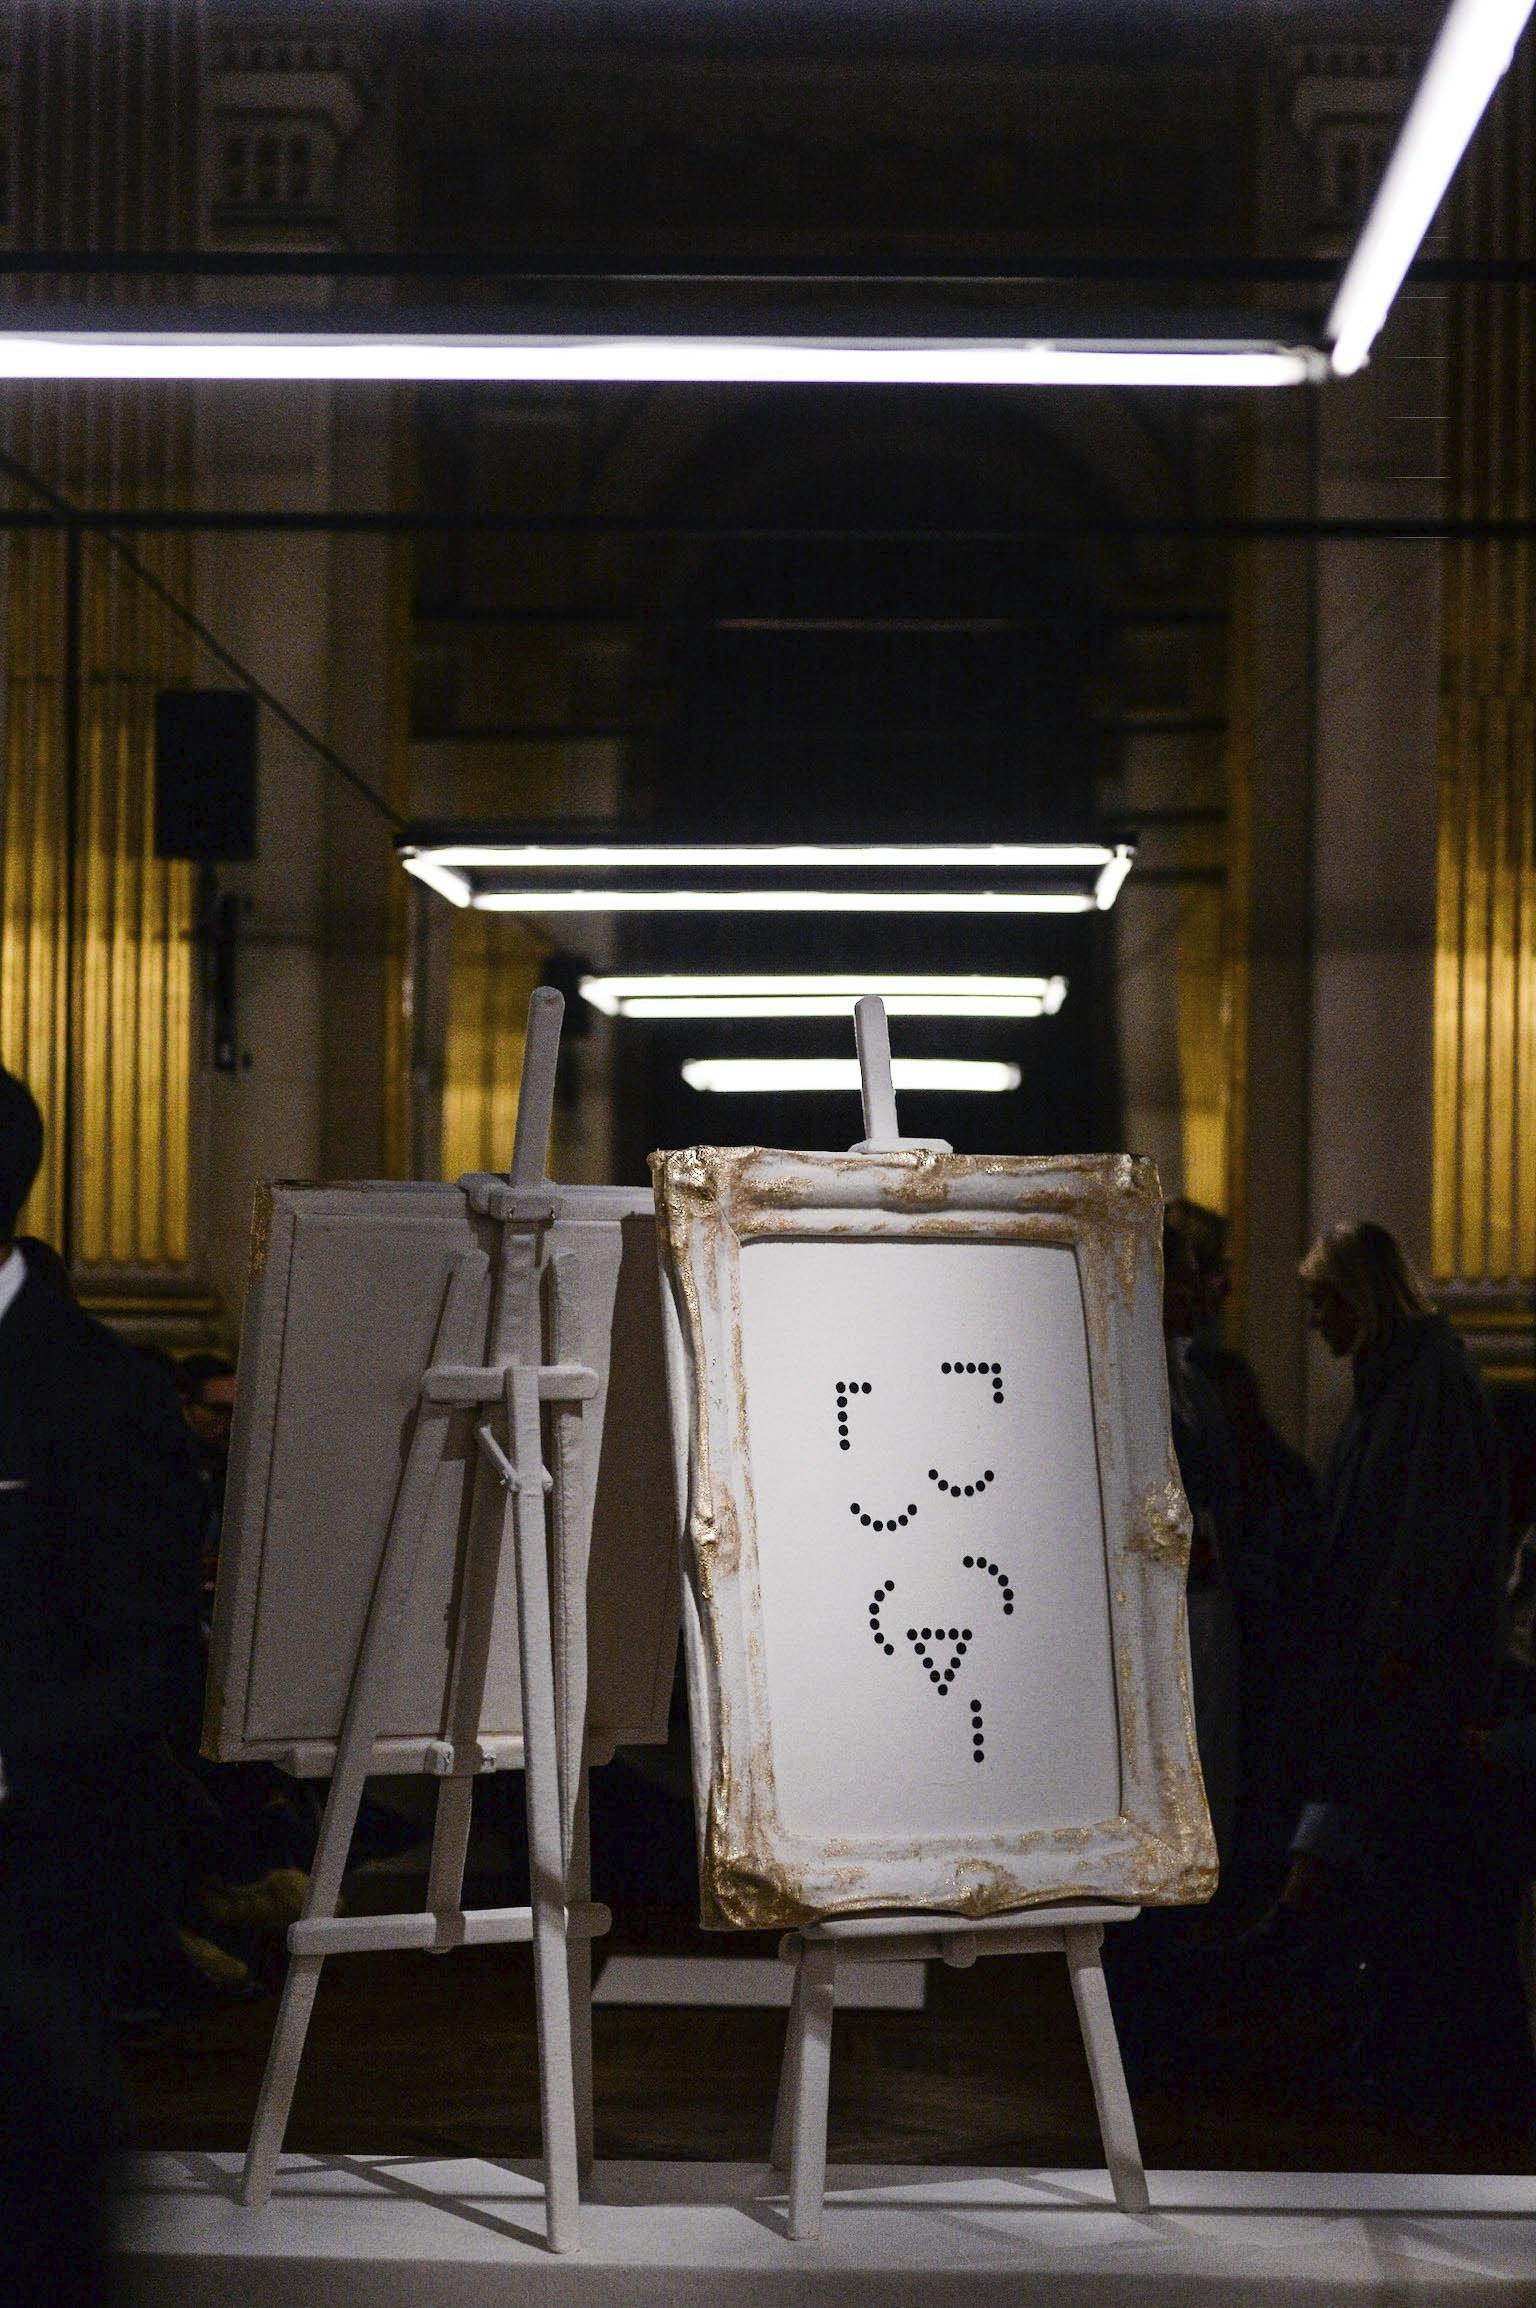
left=240, top=988, right=607, bottom=2253
left=768, top=998, right=1151, bottom=2240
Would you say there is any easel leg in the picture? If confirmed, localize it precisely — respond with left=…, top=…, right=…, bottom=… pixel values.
left=241, top=1254, right=486, bottom=2211
left=566, top=1764, right=596, bottom=2180
left=786, top=1939, right=837, bottom=2241
left=240, top=1954, right=324, bottom=2208
left=426, top=1774, right=475, bottom=1918
left=1063, top=1925, right=1150, bottom=2214
left=771, top=1950, right=805, bottom=2171
left=508, top=1365, right=581, bottom=2254
left=241, top=1734, right=389, bottom=2206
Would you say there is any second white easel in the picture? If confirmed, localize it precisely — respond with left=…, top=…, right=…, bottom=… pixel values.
left=241, top=988, right=635, bottom=2253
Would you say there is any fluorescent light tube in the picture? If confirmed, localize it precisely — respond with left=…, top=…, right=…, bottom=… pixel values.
left=399, top=837, right=1133, bottom=916
left=1094, top=847, right=1136, bottom=909
left=617, top=994, right=1049, bottom=1019
left=471, top=888, right=1097, bottom=914
left=579, top=972, right=1068, bottom=1020
left=1327, top=0, right=1536, bottom=375
left=682, top=1058, right=1022, bottom=1093
left=413, top=843, right=1118, bottom=872
left=400, top=854, right=473, bottom=907
left=0, top=332, right=1323, bottom=388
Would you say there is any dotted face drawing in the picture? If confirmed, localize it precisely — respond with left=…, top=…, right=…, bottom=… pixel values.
left=907, top=1620, right=972, bottom=1695
left=942, top=1358, right=1005, bottom=1406
left=850, top=1499, right=918, bottom=1533
left=834, top=1378, right=872, bottom=1452
left=867, top=1581, right=896, bottom=1654
left=848, top=1360, right=1012, bottom=1761
left=928, top=1465, right=995, bottom=1498
left=963, top=1553, right=1016, bottom=1615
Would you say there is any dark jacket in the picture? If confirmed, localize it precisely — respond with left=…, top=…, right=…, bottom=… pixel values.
left=1304, top=1314, right=1506, bottom=1811
left=0, top=1261, right=202, bottom=1806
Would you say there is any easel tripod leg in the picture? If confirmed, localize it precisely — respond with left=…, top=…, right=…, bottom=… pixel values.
left=527, top=1852, right=581, bottom=2252
left=786, top=1939, right=837, bottom=2241
left=239, top=1265, right=486, bottom=2211
left=507, top=1364, right=582, bottom=2252
left=771, top=1947, right=805, bottom=2172
left=240, top=1953, right=324, bottom=2208
left=426, top=1774, right=475, bottom=1915
left=1063, top=1924, right=1150, bottom=2214
left=567, top=1765, right=596, bottom=2180
left=239, top=1715, right=389, bottom=2209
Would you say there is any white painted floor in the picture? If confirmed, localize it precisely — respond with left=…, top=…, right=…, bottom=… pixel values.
left=114, top=2156, right=1536, bottom=2305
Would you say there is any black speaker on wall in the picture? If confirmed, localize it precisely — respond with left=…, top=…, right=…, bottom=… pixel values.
left=154, top=689, right=259, bottom=861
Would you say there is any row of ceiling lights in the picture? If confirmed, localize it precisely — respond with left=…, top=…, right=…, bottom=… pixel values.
left=591, top=975, right=1053, bottom=1093
left=398, top=843, right=1109, bottom=1094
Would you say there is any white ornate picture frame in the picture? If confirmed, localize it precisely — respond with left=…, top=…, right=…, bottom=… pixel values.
left=652, top=1144, right=1216, bottom=1929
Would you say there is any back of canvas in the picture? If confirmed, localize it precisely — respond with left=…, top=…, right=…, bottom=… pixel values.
left=205, top=1180, right=678, bottom=1771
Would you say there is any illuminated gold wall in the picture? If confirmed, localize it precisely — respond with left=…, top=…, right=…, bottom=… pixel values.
left=1433, top=51, right=1536, bottom=1289
left=439, top=912, right=548, bottom=1182
left=0, top=5, right=201, bottom=1279
left=1172, top=537, right=1249, bottom=1247
left=1, top=465, right=197, bottom=1270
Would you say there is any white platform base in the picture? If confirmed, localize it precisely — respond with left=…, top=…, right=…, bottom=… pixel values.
left=115, top=2156, right=1536, bottom=2304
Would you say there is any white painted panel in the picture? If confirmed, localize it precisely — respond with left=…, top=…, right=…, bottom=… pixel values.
left=209, top=1183, right=677, bottom=1766
left=244, top=1208, right=484, bottom=1744
left=736, top=1238, right=1120, bottom=1843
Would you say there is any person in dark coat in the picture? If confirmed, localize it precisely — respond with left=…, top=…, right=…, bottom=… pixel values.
left=0, top=1064, right=204, bottom=2303
left=1294, top=1222, right=1506, bottom=1862
left=1271, top=1221, right=1524, bottom=2111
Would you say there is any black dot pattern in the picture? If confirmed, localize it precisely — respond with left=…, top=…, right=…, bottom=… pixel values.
left=872, top=1575, right=1002, bottom=1757
left=927, top=1464, right=996, bottom=1498
left=834, top=1378, right=872, bottom=1453
left=850, top=1500, right=917, bottom=1533
left=962, top=1552, right=1016, bottom=1615
left=905, top=1621, right=971, bottom=1694
left=941, top=1358, right=1005, bottom=1407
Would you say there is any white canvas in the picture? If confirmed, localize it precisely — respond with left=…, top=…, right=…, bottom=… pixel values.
left=737, top=1237, right=1120, bottom=1842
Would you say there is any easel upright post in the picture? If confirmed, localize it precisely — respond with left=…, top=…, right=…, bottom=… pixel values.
left=854, top=995, right=900, bottom=1150
left=511, top=983, right=564, bottom=1188
left=501, top=979, right=598, bottom=2184
left=851, top=994, right=951, bottom=1157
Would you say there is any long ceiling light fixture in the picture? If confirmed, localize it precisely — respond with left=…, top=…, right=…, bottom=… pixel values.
left=580, top=972, right=1068, bottom=1020
left=10, top=0, right=1535, bottom=419
left=1327, top=0, right=1536, bottom=374
left=683, top=1057, right=1022, bottom=1094
left=397, top=834, right=1135, bottom=916
left=0, top=320, right=1322, bottom=390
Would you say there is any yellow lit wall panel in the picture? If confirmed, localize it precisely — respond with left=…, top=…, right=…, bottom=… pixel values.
left=1433, top=51, right=1536, bottom=1288
left=440, top=910, right=548, bottom=1184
